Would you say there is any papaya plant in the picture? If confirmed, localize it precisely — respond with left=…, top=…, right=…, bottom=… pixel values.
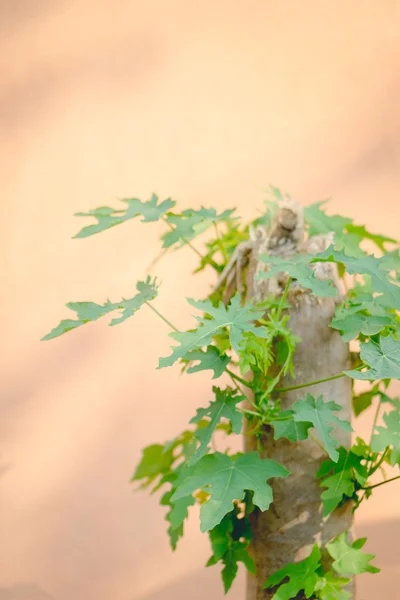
left=42, top=188, right=400, bottom=599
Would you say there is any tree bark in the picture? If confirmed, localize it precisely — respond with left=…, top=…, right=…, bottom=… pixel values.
left=245, top=291, right=353, bottom=599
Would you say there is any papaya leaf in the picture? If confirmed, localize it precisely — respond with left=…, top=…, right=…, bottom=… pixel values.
left=371, top=410, right=400, bottom=465
left=257, top=253, right=337, bottom=298
left=159, top=294, right=268, bottom=368
left=264, top=544, right=321, bottom=599
left=183, top=346, right=230, bottom=379
left=330, top=312, right=391, bottom=342
left=327, top=533, right=380, bottom=575
left=74, top=194, right=175, bottom=237
left=291, top=394, right=352, bottom=461
left=190, top=387, right=244, bottom=463
left=317, top=447, right=368, bottom=516
left=171, top=451, right=288, bottom=532
left=41, top=277, right=158, bottom=340
left=162, top=207, right=237, bottom=249
left=345, top=336, right=400, bottom=381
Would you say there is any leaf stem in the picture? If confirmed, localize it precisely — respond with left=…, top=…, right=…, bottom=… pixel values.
left=145, top=302, right=179, bottom=332
left=276, top=277, right=292, bottom=321
left=274, top=372, right=346, bottom=393
left=213, top=222, right=229, bottom=263
left=369, top=396, right=382, bottom=446
left=226, top=368, right=254, bottom=389
left=309, top=432, right=328, bottom=454
left=362, top=474, right=400, bottom=491
left=368, top=447, right=389, bottom=476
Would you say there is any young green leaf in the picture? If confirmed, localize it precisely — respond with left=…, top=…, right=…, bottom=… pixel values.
left=305, top=200, right=352, bottom=237
left=131, top=443, right=176, bottom=489
left=162, top=207, right=237, bottom=248
left=291, top=394, right=352, bottom=461
left=183, top=346, right=230, bottom=379
left=345, top=224, right=397, bottom=252
left=171, top=451, right=288, bottom=532
left=190, top=387, right=244, bottom=462
left=345, top=336, right=400, bottom=381
left=371, top=410, right=400, bottom=465
left=74, top=194, right=175, bottom=238
left=264, top=544, right=321, bottom=599
left=158, top=294, right=268, bottom=369
left=314, top=571, right=351, bottom=600
left=257, top=254, right=337, bottom=298
left=41, top=277, right=158, bottom=340
left=317, top=447, right=368, bottom=516
left=327, top=533, right=380, bottom=575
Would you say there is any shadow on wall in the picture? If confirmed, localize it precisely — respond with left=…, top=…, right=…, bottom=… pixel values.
left=0, top=584, right=55, bottom=600
left=135, top=519, right=400, bottom=600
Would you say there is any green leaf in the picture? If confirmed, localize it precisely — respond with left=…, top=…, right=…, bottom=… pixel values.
left=314, top=571, right=351, bottom=600
left=271, top=410, right=313, bottom=442
left=327, top=533, right=380, bottom=575
left=183, top=346, right=230, bottom=379
left=207, top=508, right=255, bottom=593
left=257, top=253, right=337, bottom=298
left=190, top=387, right=244, bottom=462
left=345, top=336, right=400, bottom=381
left=74, top=194, right=175, bottom=237
left=314, top=247, right=400, bottom=309
left=371, top=410, right=400, bottom=465
left=41, top=277, right=158, bottom=340
left=292, top=394, right=352, bottom=461
left=317, top=447, right=368, bottom=516
left=345, top=224, right=397, bottom=252
left=264, top=544, right=321, bottom=599
left=330, top=312, right=391, bottom=342
left=352, top=384, right=380, bottom=417
left=305, top=200, right=352, bottom=237
left=171, top=451, right=288, bottom=532
left=162, top=207, right=237, bottom=248
left=159, top=294, right=268, bottom=368
left=131, top=443, right=176, bottom=489
left=161, top=487, right=196, bottom=550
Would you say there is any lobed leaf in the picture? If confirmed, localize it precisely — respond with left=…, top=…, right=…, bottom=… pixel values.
left=74, top=194, right=175, bottom=238
left=171, top=451, right=288, bottom=532
left=327, top=533, right=380, bottom=575
left=41, top=277, right=158, bottom=340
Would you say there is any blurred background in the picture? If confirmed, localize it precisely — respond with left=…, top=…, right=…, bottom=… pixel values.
left=1, top=1, right=400, bottom=599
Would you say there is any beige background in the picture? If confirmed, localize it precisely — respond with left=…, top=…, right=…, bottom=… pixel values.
left=1, top=1, right=400, bottom=599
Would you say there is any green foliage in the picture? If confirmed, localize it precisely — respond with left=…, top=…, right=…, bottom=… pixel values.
left=289, top=394, right=352, bottom=461
left=44, top=189, right=400, bottom=596
left=189, top=387, right=244, bottom=463
left=346, top=336, right=400, bottom=380
left=206, top=506, right=255, bottom=592
left=74, top=194, right=175, bottom=238
left=326, top=533, right=380, bottom=575
left=158, top=294, right=268, bottom=368
left=42, top=277, right=158, bottom=340
left=264, top=544, right=322, bottom=599
left=371, top=410, right=400, bottom=465
left=315, top=247, right=400, bottom=309
left=162, top=207, right=237, bottom=249
left=171, top=451, right=288, bottom=532
left=317, top=446, right=369, bottom=516
left=183, top=346, right=230, bottom=379
left=257, top=253, right=338, bottom=298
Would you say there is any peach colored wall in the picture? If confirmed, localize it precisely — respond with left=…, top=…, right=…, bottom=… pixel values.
left=1, top=2, right=399, bottom=599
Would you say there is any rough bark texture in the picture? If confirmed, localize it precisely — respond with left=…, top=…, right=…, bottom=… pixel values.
left=245, top=292, right=353, bottom=599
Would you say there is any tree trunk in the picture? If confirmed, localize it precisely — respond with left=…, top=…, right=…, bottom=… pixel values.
left=245, top=291, right=353, bottom=599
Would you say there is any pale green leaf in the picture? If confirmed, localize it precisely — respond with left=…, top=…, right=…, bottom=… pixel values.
left=74, top=194, right=175, bottom=237
left=327, top=533, right=380, bottom=575
left=345, top=336, right=400, bottom=381
left=184, top=346, right=230, bottom=379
